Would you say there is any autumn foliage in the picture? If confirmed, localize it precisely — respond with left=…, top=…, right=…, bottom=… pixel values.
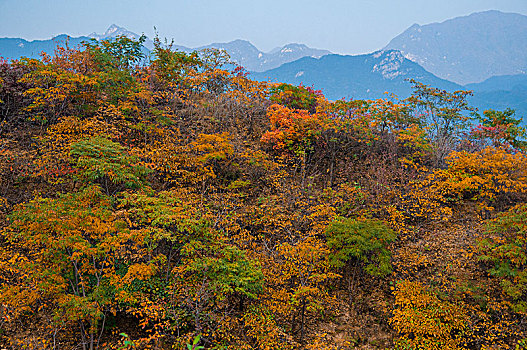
left=0, top=35, right=526, bottom=349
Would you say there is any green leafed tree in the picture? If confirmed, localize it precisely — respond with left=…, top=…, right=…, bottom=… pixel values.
left=326, top=217, right=396, bottom=277
left=478, top=204, right=527, bottom=313
left=70, top=136, right=150, bottom=193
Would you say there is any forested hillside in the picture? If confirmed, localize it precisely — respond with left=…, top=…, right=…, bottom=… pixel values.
left=1, top=36, right=527, bottom=349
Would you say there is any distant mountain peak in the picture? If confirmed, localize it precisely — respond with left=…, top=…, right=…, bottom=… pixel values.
left=384, top=10, right=527, bottom=84
left=250, top=50, right=460, bottom=101
left=230, top=39, right=253, bottom=45
left=105, top=24, right=123, bottom=35
left=89, top=24, right=138, bottom=40
left=372, top=49, right=403, bottom=59
left=282, top=43, right=308, bottom=49
left=88, top=24, right=155, bottom=50
left=203, top=39, right=259, bottom=52
left=193, top=40, right=330, bottom=71
left=51, top=34, right=70, bottom=41
left=280, top=46, right=295, bottom=54
left=271, top=43, right=329, bottom=60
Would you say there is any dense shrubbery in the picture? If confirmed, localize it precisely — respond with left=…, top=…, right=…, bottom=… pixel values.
left=0, top=35, right=526, bottom=349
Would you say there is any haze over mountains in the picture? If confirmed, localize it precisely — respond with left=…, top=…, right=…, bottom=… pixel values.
left=250, top=10, right=527, bottom=119
left=384, top=10, right=527, bottom=85
left=89, top=24, right=156, bottom=51
left=193, top=40, right=331, bottom=72
left=0, top=24, right=330, bottom=73
left=0, top=35, right=89, bottom=60
left=0, top=11, right=526, bottom=119
left=251, top=50, right=460, bottom=100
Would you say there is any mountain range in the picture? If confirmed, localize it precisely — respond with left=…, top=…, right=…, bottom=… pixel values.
left=251, top=50, right=460, bottom=100
left=192, top=40, right=330, bottom=72
left=0, top=11, right=526, bottom=120
left=250, top=50, right=527, bottom=121
left=0, top=35, right=89, bottom=60
left=0, top=24, right=330, bottom=73
left=249, top=10, right=526, bottom=120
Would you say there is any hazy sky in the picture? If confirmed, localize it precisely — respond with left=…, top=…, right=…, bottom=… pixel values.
left=1, top=0, right=526, bottom=54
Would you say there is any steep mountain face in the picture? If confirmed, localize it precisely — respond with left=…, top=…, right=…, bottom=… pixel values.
left=251, top=50, right=461, bottom=100
left=0, top=35, right=90, bottom=60
left=384, top=10, right=527, bottom=85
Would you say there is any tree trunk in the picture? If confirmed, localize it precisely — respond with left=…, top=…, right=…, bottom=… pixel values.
left=300, top=297, right=307, bottom=344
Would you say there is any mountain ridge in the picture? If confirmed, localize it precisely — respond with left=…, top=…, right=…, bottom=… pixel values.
left=88, top=24, right=156, bottom=50
left=1, top=19, right=526, bottom=120
left=0, top=35, right=91, bottom=60
left=0, top=25, right=331, bottom=73
left=251, top=50, right=462, bottom=101
left=251, top=51, right=527, bottom=121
